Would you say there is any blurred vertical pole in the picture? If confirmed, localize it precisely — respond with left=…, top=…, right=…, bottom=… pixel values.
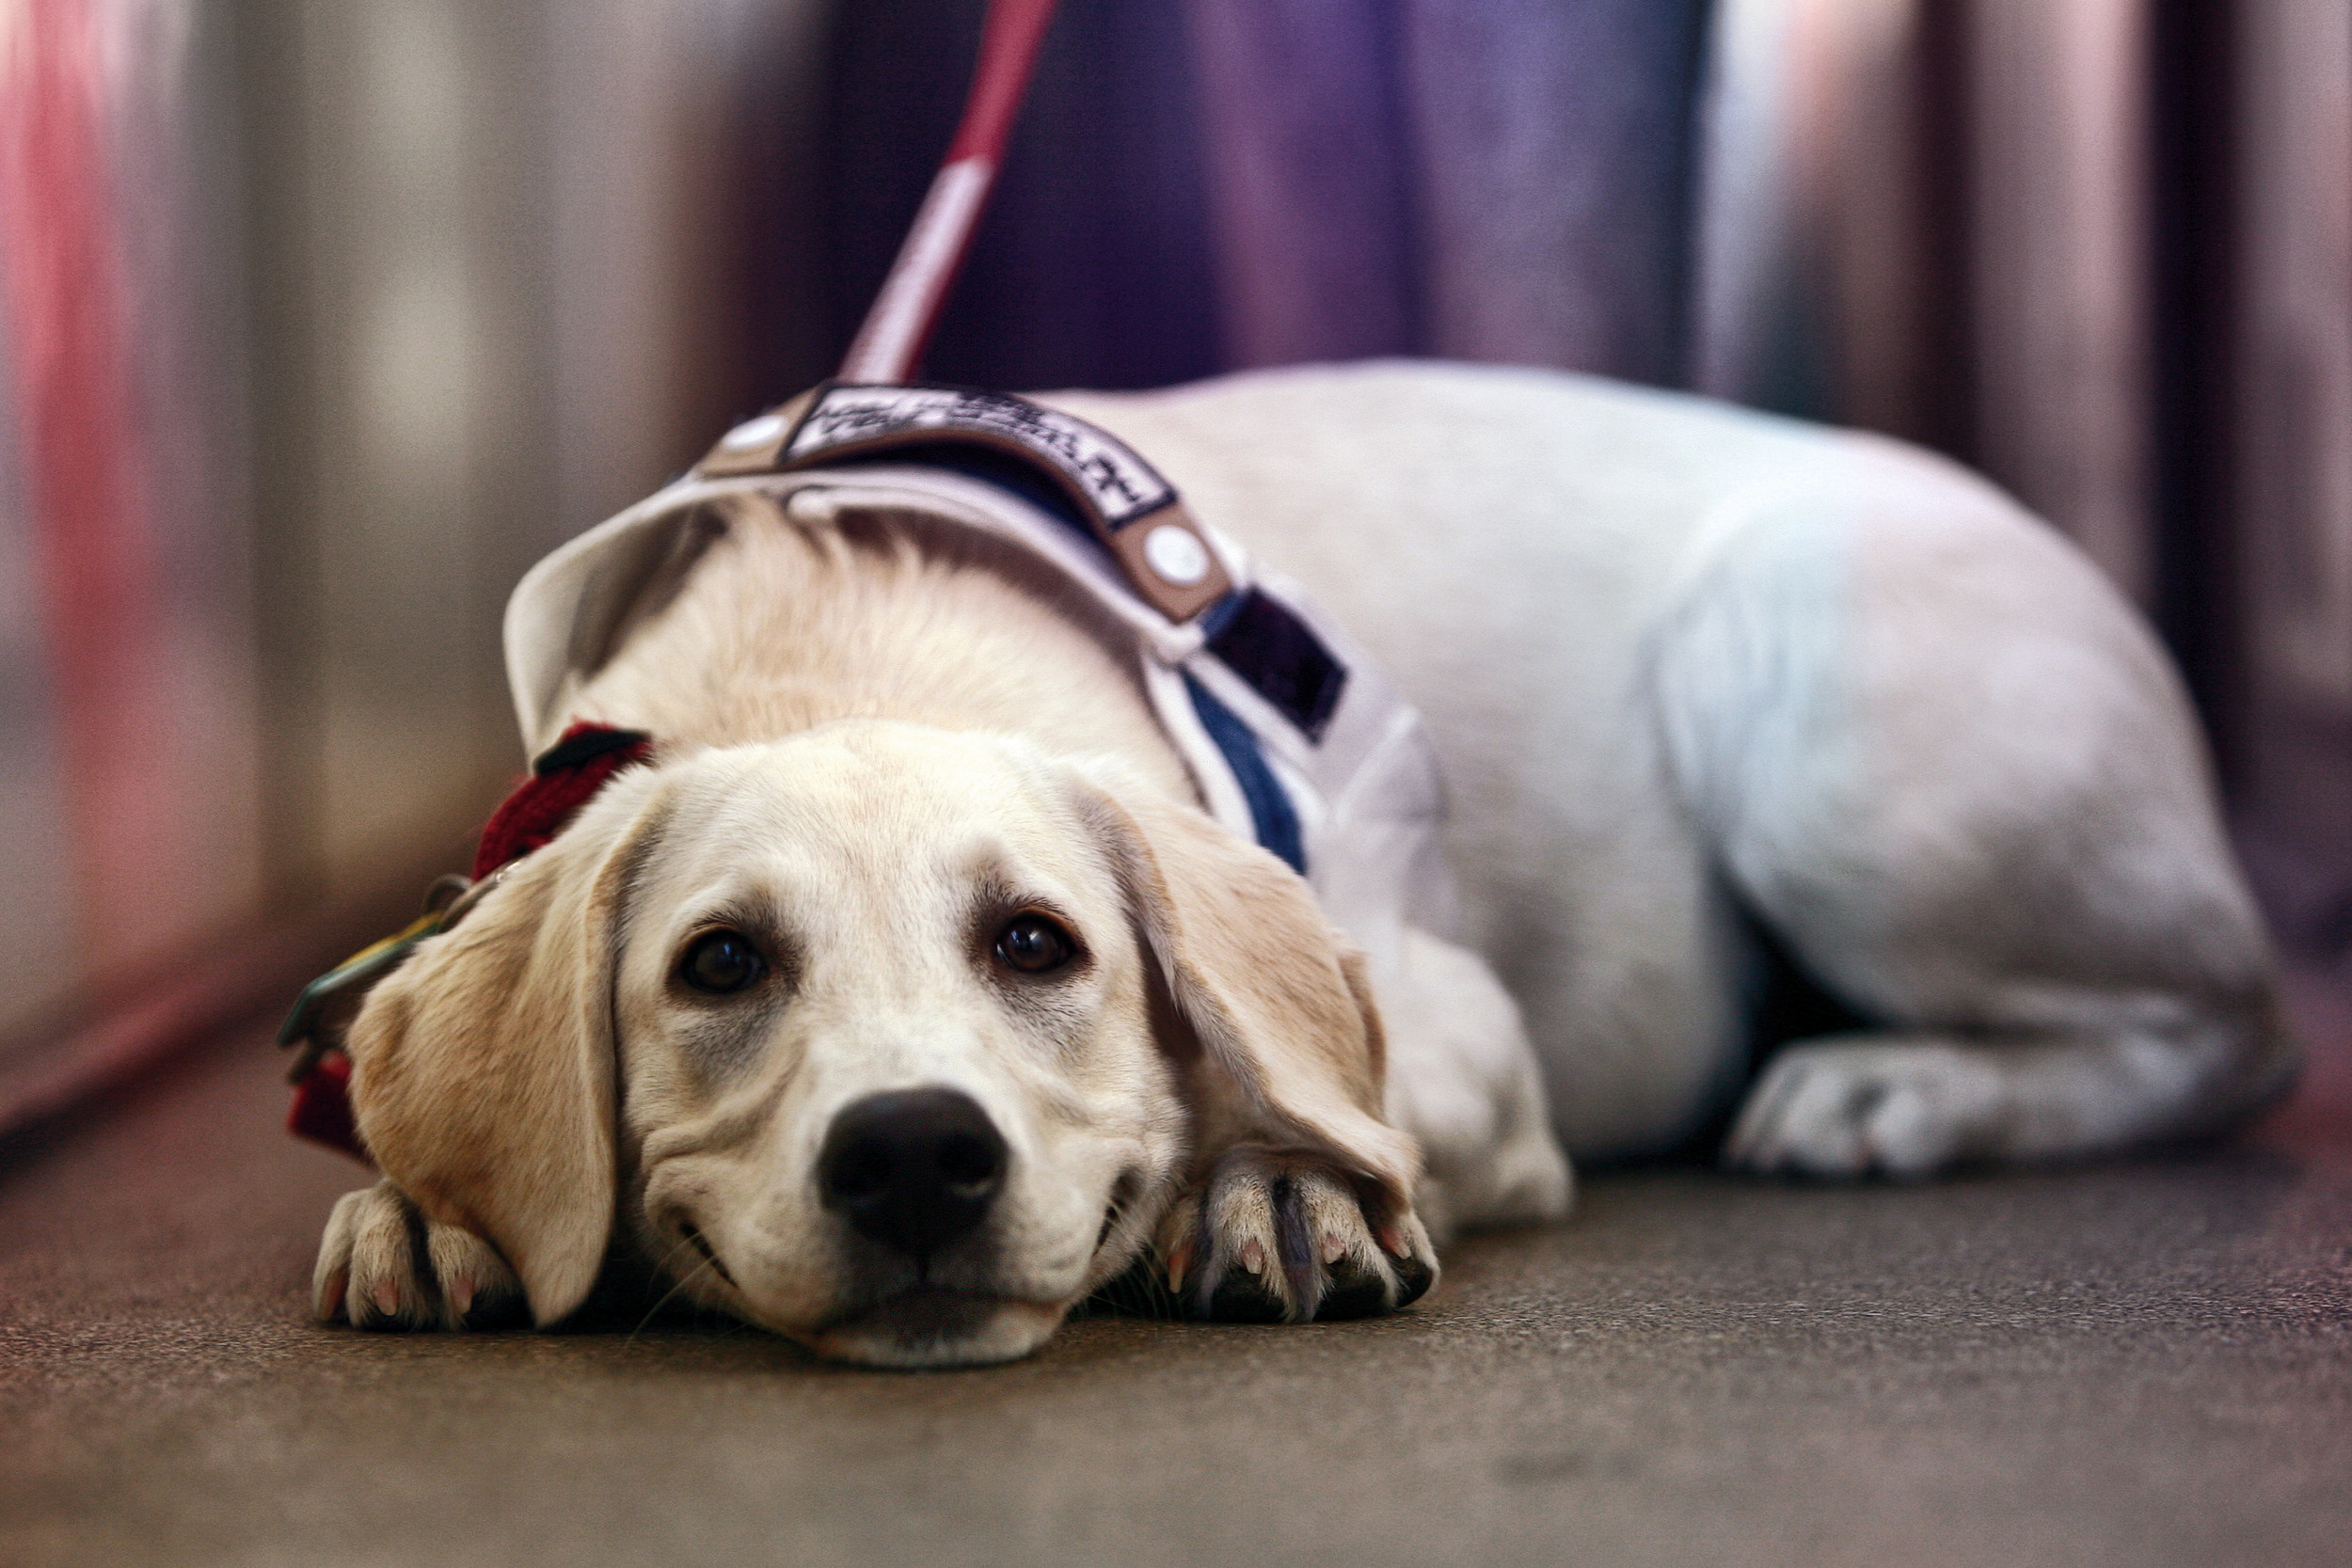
left=238, top=0, right=562, bottom=891
left=234, top=0, right=329, bottom=905
left=0, top=0, right=169, bottom=968
left=1401, top=0, right=1708, bottom=384
left=2147, top=0, right=2243, bottom=765
left=2233, top=0, right=2352, bottom=875
left=1819, top=0, right=1959, bottom=449
left=1690, top=0, right=1836, bottom=417
left=1698, top=0, right=2154, bottom=588
left=551, top=0, right=836, bottom=543
left=1964, top=0, right=2154, bottom=605
left=235, top=0, right=845, bottom=911
left=1689, top=0, right=1972, bottom=447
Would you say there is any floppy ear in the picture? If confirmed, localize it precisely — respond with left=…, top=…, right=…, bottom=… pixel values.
left=1072, top=765, right=1422, bottom=1221
left=345, top=769, right=666, bottom=1326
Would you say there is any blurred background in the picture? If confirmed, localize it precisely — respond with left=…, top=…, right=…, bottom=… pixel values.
left=1, top=0, right=2345, bottom=1104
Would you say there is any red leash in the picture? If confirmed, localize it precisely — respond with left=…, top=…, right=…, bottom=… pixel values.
left=837, top=0, right=1061, bottom=384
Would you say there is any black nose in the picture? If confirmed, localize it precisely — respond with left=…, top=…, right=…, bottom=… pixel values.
left=817, top=1088, right=1009, bottom=1259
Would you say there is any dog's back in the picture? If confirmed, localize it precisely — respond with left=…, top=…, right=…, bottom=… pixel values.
left=1048, top=361, right=2290, bottom=1164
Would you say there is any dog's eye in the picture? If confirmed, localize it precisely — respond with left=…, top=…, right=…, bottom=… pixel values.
left=680, top=930, right=766, bottom=994
left=994, top=912, right=1075, bottom=974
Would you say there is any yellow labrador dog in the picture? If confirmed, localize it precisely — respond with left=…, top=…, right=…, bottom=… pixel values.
left=310, top=361, right=2292, bottom=1367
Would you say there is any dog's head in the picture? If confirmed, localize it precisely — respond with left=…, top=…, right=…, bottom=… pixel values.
left=343, top=720, right=1418, bottom=1366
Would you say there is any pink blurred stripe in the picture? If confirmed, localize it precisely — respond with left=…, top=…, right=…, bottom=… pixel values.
left=1, top=0, right=171, bottom=960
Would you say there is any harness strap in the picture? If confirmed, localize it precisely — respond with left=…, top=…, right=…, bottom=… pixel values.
left=700, top=381, right=1236, bottom=624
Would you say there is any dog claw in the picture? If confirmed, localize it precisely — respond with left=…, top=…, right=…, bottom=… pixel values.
left=1161, top=1147, right=1439, bottom=1325
left=1165, top=1240, right=1194, bottom=1294
left=315, top=1179, right=524, bottom=1332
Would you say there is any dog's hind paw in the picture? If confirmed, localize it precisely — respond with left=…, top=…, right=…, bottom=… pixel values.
left=1154, top=1147, right=1438, bottom=1323
left=313, top=1179, right=526, bottom=1331
left=1724, top=1037, right=2008, bottom=1179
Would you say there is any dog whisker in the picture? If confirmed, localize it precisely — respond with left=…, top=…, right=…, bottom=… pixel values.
left=626, top=1227, right=726, bottom=1346
left=679, top=1222, right=738, bottom=1288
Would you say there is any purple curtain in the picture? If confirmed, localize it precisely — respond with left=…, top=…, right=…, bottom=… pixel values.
left=798, top=0, right=1709, bottom=394
left=823, top=0, right=1224, bottom=391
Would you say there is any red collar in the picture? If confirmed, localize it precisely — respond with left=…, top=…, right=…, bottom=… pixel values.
left=470, top=722, right=654, bottom=879
left=285, top=722, right=653, bottom=1161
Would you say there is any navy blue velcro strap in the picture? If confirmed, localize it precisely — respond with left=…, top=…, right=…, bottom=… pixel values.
left=532, top=725, right=653, bottom=776
left=1203, top=588, right=1347, bottom=743
left=1184, top=673, right=1305, bottom=875
left=818, top=444, right=1104, bottom=554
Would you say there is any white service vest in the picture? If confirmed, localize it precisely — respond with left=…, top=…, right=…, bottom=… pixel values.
left=502, top=384, right=1449, bottom=960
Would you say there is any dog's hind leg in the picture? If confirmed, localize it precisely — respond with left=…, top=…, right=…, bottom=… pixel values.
left=1722, top=1006, right=2293, bottom=1179
left=1656, top=469, right=2297, bottom=1179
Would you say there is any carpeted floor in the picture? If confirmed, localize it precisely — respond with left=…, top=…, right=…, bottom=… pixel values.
left=3, top=969, right=2346, bottom=1568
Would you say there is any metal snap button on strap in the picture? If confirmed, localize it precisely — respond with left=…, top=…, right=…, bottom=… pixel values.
left=717, top=410, right=787, bottom=454
left=1143, top=522, right=1211, bottom=586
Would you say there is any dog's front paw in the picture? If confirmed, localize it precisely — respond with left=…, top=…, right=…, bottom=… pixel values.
left=1155, top=1148, right=1438, bottom=1323
left=313, top=1179, right=525, bottom=1330
left=1724, top=1037, right=2008, bottom=1179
